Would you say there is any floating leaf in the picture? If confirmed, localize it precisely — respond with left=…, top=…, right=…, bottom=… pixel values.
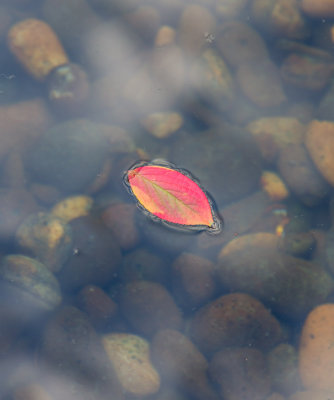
left=124, top=160, right=222, bottom=233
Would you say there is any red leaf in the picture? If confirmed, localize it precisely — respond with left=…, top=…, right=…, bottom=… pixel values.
left=124, top=160, right=222, bottom=233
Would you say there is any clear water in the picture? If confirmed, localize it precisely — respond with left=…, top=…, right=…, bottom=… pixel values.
left=0, top=1, right=334, bottom=399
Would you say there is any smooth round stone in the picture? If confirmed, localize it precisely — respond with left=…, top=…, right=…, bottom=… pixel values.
left=25, top=119, right=109, bottom=194
left=0, top=254, right=61, bottom=312
left=76, top=285, right=118, bottom=329
left=172, top=252, right=218, bottom=310
left=268, top=344, right=302, bottom=396
left=278, top=144, right=329, bottom=206
left=305, top=120, right=334, bottom=187
left=251, top=0, right=309, bottom=39
left=299, top=304, right=334, bottom=392
left=170, top=126, right=262, bottom=206
left=51, top=195, right=93, bottom=223
left=42, top=306, right=123, bottom=399
left=247, top=117, right=305, bottom=162
left=119, top=280, right=183, bottom=336
left=189, top=292, right=284, bottom=355
left=215, top=21, right=269, bottom=68
left=209, top=347, right=271, bottom=400
left=152, top=329, right=219, bottom=400
left=16, top=212, right=72, bottom=273
left=58, top=216, right=121, bottom=291
left=102, top=333, right=160, bottom=396
left=217, top=233, right=334, bottom=319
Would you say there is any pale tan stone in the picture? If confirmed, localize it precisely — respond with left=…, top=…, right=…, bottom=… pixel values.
left=141, top=112, right=183, bottom=138
left=8, top=18, right=68, bottom=80
left=305, top=120, right=334, bottom=186
left=247, top=117, right=305, bottom=161
left=102, top=333, right=160, bottom=396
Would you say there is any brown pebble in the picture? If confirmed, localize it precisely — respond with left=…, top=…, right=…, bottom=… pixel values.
left=247, top=117, right=305, bottom=162
left=102, top=203, right=139, bottom=251
left=305, top=120, right=334, bottom=187
left=59, top=216, right=121, bottom=291
left=120, top=248, right=168, bottom=284
left=268, top=343, right=302, bottom=396
left=152, top=329, right=219, bottom=400
left=278, top=144, right=329, bottom=206
left=119, top=280, right=183, bottom=336
left=209, top=347, right=271, bottom=400
left=77, top=285, right=118, bottom=329
left=216, top=21, right=269, bottom=68
left=189, top=292, right=284, bottom=355
left=172, top=252, right=218, bottom=309
left=299, top=304, right=334, bottom=392
left=237, top=60, right=286, bottom=108
left=0, top=98, right=52, bottom=161
left=41, top=306, right=123, bottom=399
left=178, top=4, right=216, bottom=56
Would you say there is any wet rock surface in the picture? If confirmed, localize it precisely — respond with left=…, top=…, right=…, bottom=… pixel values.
left=41, top=306, right=124, bottom=400
left=299, top=304, right=334, bottom=393
left=58, top=216, right=121, bottom=291
left=217, top=233, right=334, bottom=319
left=152, top=329, right=219, bottom=400
left=25, top=119, right=110, bottom=194
left=102, top=333, right=160, bottom=396
left=209, top=347, right=271, bottom=400
left=119, top=280, right=183, bottom=336
left=171, top=126, right=262, bottom=206
left=189, top=292, right=284, bottom=355
left=172, top=252, right=218, bottom=310
left=16, top=212, right=73, bottom=273
left=0, top=254, right=62, bottom=313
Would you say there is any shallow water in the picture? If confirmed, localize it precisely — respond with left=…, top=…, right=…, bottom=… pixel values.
left=1, top=1, right=334, bottom=399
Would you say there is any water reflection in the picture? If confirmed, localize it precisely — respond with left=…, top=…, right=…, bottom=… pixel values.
left=1, top=0, right=334, bottom=399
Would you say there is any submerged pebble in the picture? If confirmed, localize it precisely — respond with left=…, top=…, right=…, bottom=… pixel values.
left=102, top=333, right=160, bottom=396
left=41, top=306, right=123, bottom=399
left=76, top=285, right=118, bottom=329
left=217, top=233, right=333, bottom=319
left=209, top=347, right=271, bottom=400
left=0, top=254, right=62, bottom=313
left=172, top=252, right=218, bottom=310
left=268, top=343, right=302, bottom=396
left=299, top=304, right=334, bottom=392
left=247, top=117, right=305, bottom=162
left=119, top=280, right=183, bottom=336
left=251, top=0, right=309, bottom=39
left=189, top=292, right=284, bottom=355
left=58, top=216, right=121, bottom=291
left=152, top=329, right=219, bottom=400
left=25, top=119, right=110, bottom=194
left=102, top=203, right=139, bottom=251
left=16, top=212, right=72, bottom=273
left=7, top=18, right=69, bottom=81
left=278, top=144, right=329, bottom=206
left=305, top=120, right=334, bottom=187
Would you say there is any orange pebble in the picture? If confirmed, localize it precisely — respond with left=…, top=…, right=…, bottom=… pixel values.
left=8, top=18, right=69, bottom=80
left=299, top=303, right=334, bottom=392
